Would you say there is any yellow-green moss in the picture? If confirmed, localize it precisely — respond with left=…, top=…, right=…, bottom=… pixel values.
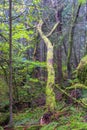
left=37, top=20, right=56, bottom=111
left=81, top=98, right=87, bottom=105
left=66, top=83, right=87, bottom=90
left=77, top=55, right=87, bottom=85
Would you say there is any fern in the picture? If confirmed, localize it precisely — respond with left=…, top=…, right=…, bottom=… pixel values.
left=41, top=122, right=58, bottom=130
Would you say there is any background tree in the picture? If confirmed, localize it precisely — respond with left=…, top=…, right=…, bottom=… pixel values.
left=9, top=0, right=13, bottom=126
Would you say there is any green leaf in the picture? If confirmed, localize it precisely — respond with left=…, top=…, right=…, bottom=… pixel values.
left=78, top=0, right=86, bottom=4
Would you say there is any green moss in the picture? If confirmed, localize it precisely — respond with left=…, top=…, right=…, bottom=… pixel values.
left=37, top=20, right=56, bottom=111
left=77, top=55, right=87, bottom=85
left=66, top=83, right=87, bottom=90
left=81, top=98, right=87, bottom=105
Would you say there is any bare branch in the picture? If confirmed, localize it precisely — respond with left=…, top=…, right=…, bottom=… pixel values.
left=37, top=19, right=60, bottom=38
left=46, top=22, right=60, bottom=37
left=0, top=10, right=26, bottom=23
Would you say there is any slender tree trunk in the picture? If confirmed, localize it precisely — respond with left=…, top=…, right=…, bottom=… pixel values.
left=73, top=45, right=78, bottom=67
left=55, top=9, right=63, bottom=85
left=37, top=20, right=59, bottom=111
left=63, top=41, right=67, bottom=56
left=85, top=3, right=87, bottom=55
left=33, top=36, right=45, bottom=80
left=9, top=0, right=13, bottom=126
left=39, top=40, right=46, bottom=80
left=50, top=0, right=63, bottom=85
left=67, top=3, right=81, bottom=78
left=33, top=40, right=41, bottom=79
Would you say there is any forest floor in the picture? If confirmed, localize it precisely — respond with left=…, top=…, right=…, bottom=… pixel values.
left=1, top=102, right=87, bottom=130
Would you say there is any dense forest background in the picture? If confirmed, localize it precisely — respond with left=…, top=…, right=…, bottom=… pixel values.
left=0, top=0, right=87, bottom=129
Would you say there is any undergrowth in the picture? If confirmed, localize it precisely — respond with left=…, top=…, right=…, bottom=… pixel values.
left=13, top=103, right=87, bottom=130
left=14, top=107, right=45, bottom=126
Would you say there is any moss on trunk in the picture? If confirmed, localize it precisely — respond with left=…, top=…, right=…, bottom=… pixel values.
left=37, top=20, right=57, bottom=111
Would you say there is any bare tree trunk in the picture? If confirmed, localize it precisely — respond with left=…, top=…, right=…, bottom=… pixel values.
left=55, top=9, right=63, bottom=85
left=33, top=40, right=41, bottom=79
left=63, top=41, right=67, bottom=56
left=9, top=0, right=13, bottom=126
left=85, top=3, right=87, bottom=55
left=67, top=3, right=81, bottom=78
left=73, top=45, right=78, bottom=67
left=33, top=36, right=45, bottom=80
left=39, top=40, right=46, bottom=81
left=50, top=0, right=63, bottom=85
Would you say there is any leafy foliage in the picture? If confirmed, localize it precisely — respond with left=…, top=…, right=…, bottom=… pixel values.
left=78, top=0, right=86, bottom=4
left=14, top=107, right=44, bottom=126
left=0, top=78, right=8, bottom=106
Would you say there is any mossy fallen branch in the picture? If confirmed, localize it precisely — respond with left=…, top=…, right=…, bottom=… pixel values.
left=55, top=84, right=87, bottom=108
left=66, top=83, right=87, bottom=90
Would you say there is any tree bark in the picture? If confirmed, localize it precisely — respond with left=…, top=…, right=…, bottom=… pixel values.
left=55, top=9, right=63, bottom=85
left=67, top=3, right=81, bottom=78
left=85, top=3, right=87, bottom=55
left=9, top=0, right=13, bottom=126
left=37, top=20, right=59, bottom=111
left=50, top=0, right=63, bottom=85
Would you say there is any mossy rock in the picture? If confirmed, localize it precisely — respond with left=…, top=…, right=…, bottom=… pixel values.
left=0, top=113, right=9, bottom=125
left=0, top=126, right=4, bottom=130
left=77, top=55, right=87, bottom=85
left=26, top=125, right=42, bottom=130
